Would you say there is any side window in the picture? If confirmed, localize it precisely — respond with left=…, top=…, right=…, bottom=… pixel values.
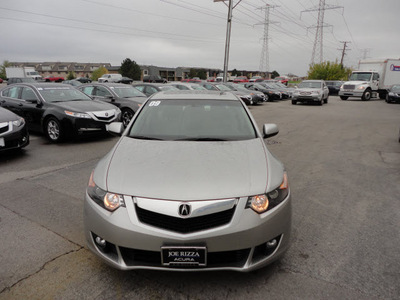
left=373, top=73, right=379, bottom=80
left=21, top=87, right=39, bottom=101
left=134, top=86, right=145, bottom=92
left=146, top=86, right=158, bottom=94
left=94, top=86, right=112, bottom=97
left=3, top=86, right=21, bottom=99
left=81, top=86, right=95, bottom=96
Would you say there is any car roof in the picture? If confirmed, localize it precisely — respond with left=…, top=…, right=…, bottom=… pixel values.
left=82, top=82, right=129, bottom=87
left=149, top=90, right=240, bottom=101
left=3, top=82, right=73, bottom=89
left=133, top=83, right=167, bottom=87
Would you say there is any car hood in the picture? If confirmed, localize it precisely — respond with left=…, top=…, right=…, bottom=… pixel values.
left=0, top=107, right=19, bottom=122
left=95, top=137, right=284, bottom=201
left=342, top=81, right=369, bottom=86
left=295, top=88, right=321, bottom=92
left=52, top=100, right=116, bottom=112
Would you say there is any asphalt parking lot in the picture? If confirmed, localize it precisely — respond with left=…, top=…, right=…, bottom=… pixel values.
left=0, top=95, right=399, bottom=299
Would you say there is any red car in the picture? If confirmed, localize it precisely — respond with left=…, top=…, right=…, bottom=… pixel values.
left=181, top=78, right=202, bottom=83
left=233, top=76, right=249, bottom=83
left=44, top=76, right=65, bottom=82
left=275, top=77, right=289, bottom=86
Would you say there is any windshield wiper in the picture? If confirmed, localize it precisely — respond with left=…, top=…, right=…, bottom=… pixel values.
left=175, top=137, right=229, bottom=141
left=131, top=135, right=163, bottom=140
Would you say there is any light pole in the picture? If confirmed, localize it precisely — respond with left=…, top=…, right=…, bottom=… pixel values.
left=214, top=0, right=241, bottom=82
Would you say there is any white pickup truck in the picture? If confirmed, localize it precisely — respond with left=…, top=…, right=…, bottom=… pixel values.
left=339, top=58, right=400, bottom=101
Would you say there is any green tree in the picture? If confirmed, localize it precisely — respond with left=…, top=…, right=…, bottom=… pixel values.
left=0, top=60, right=11, bottom=79
left=67, top=71, right=75, bottom=80
left=231, top=69, right=240, bottom=76
left=271, top=70, right=280, bottom=79
left=307, top=61, right=352, bottom=80
left=196, top=69, right=207, bottom=80
left=188, top=68, right=197, bottom=78
left=91, top=67, right=108, bottom=81
left=120, top=58, right=141, bottom=80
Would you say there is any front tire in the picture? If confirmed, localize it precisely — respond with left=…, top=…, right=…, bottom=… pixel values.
left=121, top=108, right=134, bottom=127
left=45, top=117, right=63, bottom=143
left=340, top=96, right=348, bottom=100
left=362, top=89, right=371, bottom=101
left=291, top=100, right=297, bottom=105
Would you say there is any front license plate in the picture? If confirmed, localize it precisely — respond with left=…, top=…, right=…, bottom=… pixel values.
left=161, top=246, right=207, bottom=266
left=0, top=137, right=4, bottom=147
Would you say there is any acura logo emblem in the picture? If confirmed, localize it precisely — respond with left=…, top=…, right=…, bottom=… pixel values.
left=178, top=204, right=191, bottom=217
left=105, top=112, right=109, bottom=117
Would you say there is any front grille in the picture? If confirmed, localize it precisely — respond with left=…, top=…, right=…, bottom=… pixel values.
left=119, top=247, right=250, bottom=268
left=343, top=84, right=355, bottom=90
left=0, top=124, right=9, bottom=134
left=94, top=115, right=115, bottom=121
left=299, top=92, right=311, bottom=95
left=135, top=204, right=236, bottom=234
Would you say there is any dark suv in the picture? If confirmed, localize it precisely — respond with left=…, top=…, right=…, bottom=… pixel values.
left=142, top=75, right=167, bottom=83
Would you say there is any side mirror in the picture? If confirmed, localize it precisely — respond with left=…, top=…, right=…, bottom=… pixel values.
left=106, top=122, right=124, bottom=136
left=26, top=99, right=37, bottom=104
left=263, top=123, right=279, bottom=139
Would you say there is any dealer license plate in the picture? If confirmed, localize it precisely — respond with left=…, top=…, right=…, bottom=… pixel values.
left=161, top=246, right=207, bottom=266
left=0, top=137, right=4, bottom=147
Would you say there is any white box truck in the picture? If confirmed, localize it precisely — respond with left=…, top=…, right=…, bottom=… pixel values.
left=5, top=67, right=42, bottom=80
left=339, top=58, right=400, bottom=100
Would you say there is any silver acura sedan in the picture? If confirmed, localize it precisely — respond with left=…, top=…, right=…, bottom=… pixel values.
left=84, top=91, right=292, bottom=272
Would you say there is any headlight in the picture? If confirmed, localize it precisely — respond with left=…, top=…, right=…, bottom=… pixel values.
left=389, top=92, right=394, bottom=96
left=87, top=171, right=125, bottom=212
left=357, top=86, right=366, bottom=90
left=246, top=172, right=289, bottom=214
left=65, top=110, right=91, bottom=119
left=12, top=117, right=25, bottom=127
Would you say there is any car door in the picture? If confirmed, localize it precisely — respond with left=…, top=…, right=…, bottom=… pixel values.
left=322, top=82, right=329, bottom=98
left=20, top=86, right=44, bottom=131
left=0, top=86, right=23, bottom=115
left=92, top=86, right=114, bottom=104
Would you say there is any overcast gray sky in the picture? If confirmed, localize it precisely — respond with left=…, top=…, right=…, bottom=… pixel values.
left=1, top=0, right=399, bottom=76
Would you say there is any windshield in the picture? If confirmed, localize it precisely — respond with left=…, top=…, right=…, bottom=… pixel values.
left=215, top=84, right=232, bottom=91
left=38, top=87, right=91, bottom=103
left=111, top=86, right=146, bottom=98
left=349, top=72, right=372, bottom=81
left=129, top=99, right=257, bottom=141
left=391, top=85, right=400, bottom=92
left=159, top=86, right=179, bottom=91
left=298, top=81, right=322, bottom=89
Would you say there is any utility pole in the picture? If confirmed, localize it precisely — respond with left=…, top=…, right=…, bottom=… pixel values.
left=338, top=41, right=351, bottom=67
left=214, top=0, right=242, bottom=82
left=255, top=4, right=278, bottom=77
left=301, top=1, right=343, bottom=65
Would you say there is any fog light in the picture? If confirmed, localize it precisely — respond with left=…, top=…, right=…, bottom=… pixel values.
left=266, top=239, right=277, bottom=249
left=95, top=236, right=107, bottom=248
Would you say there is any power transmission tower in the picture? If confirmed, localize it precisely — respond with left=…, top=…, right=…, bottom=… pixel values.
left=338, top=41, right=351, bottom=67
left=360, top=48, right=371, bottom=59
left=301, top=1, right=343, bottom=65
left=255, top=4, right=278, bottom=76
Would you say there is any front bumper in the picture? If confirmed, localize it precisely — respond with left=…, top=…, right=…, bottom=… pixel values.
left=338, top=90, right=364, bottom=97
left=0, top=123, right=29, bottom=152
left=292, top=95, right=322, bottom=103
left=84, top=192, right=292, bottom=272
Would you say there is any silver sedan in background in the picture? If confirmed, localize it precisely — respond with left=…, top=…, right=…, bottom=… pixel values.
left=84, top=91, right=292, bottom=272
